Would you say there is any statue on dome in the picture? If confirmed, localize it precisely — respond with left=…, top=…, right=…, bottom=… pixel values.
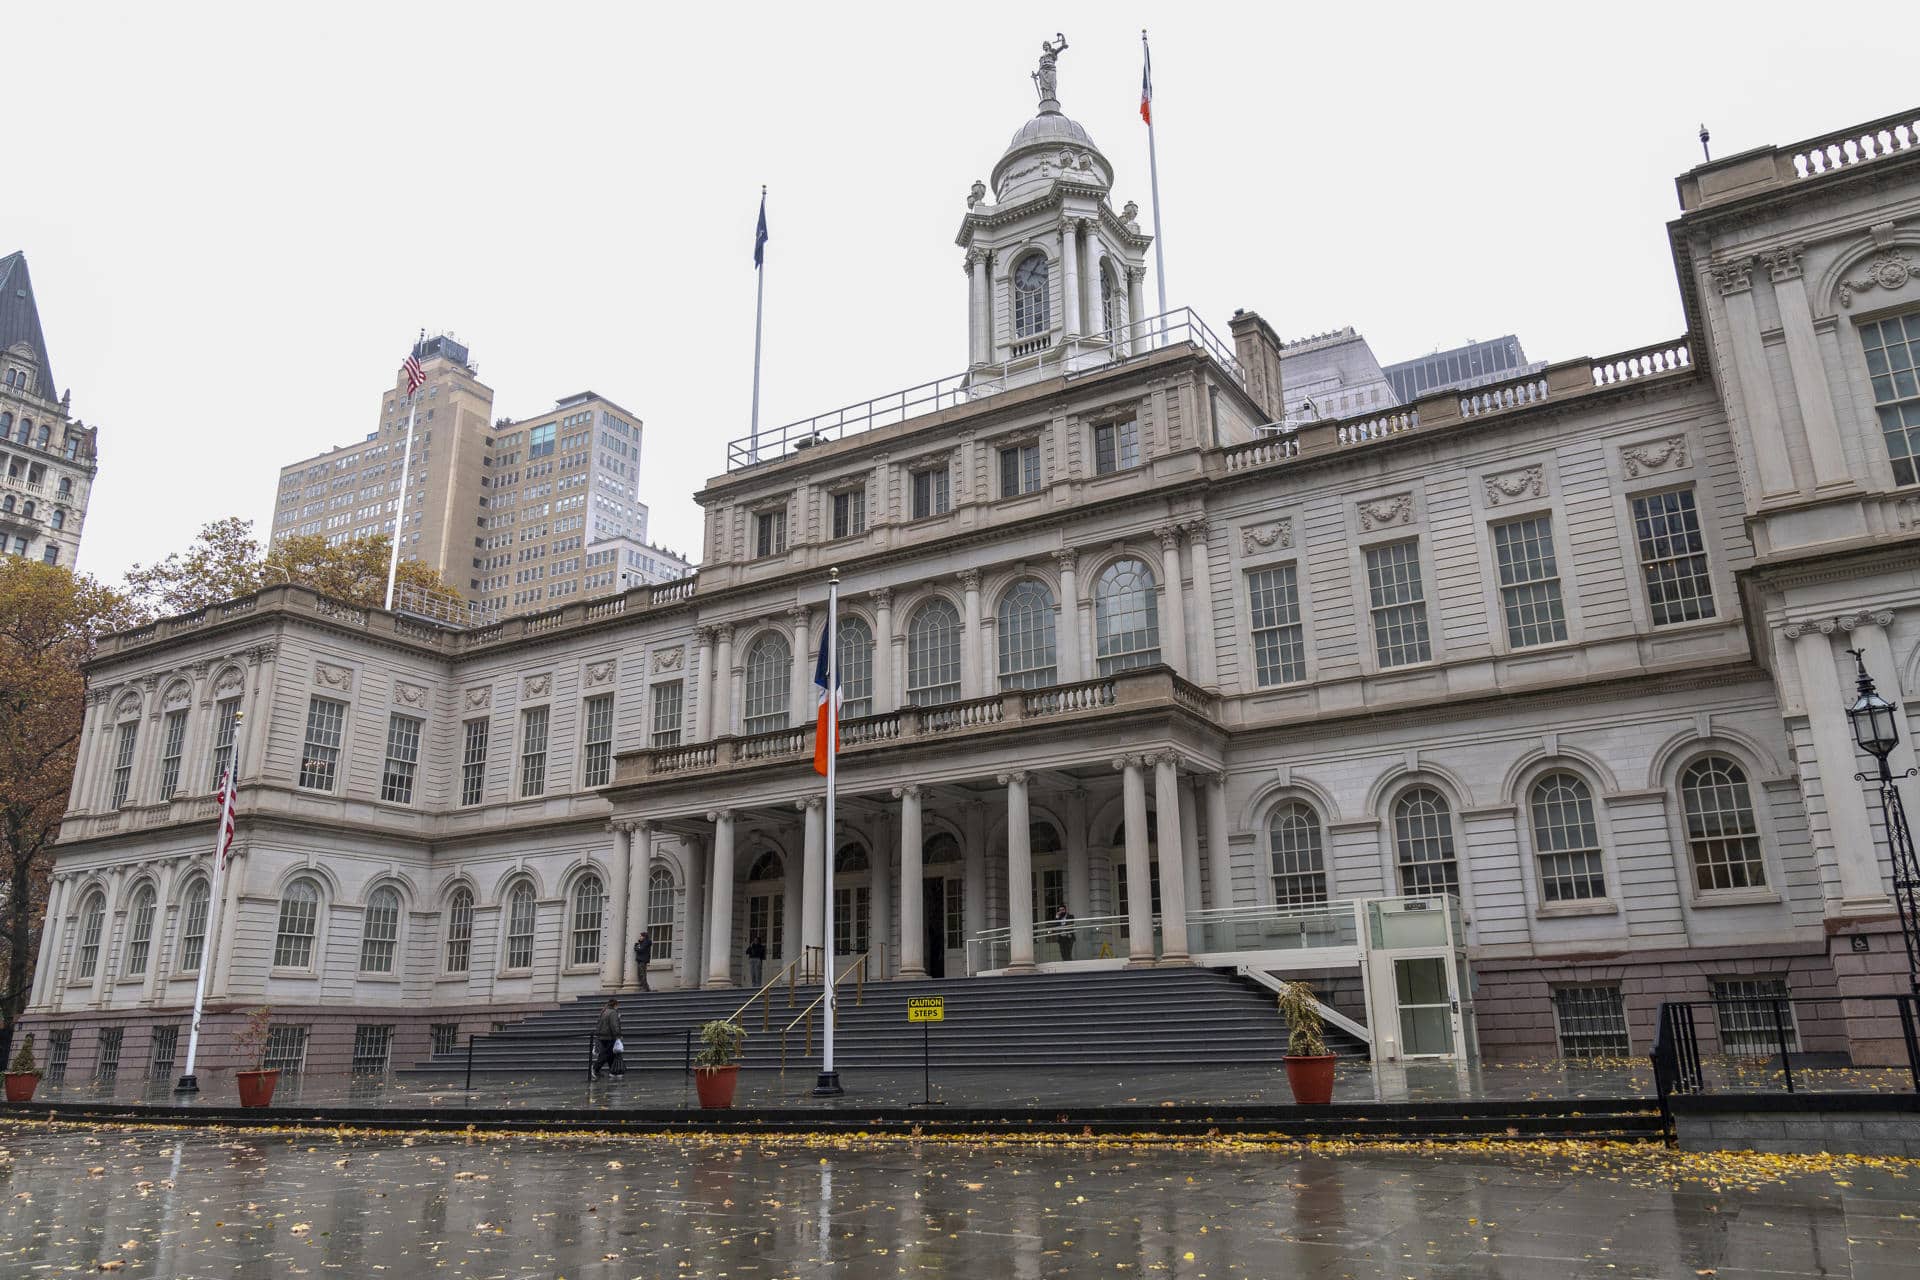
left=1032, top=33, right=1068, bottom=106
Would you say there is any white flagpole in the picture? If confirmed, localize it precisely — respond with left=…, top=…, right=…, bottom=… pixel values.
left=750, top=185, right=767, bottom=464
left=383, top=391, right=419, bottom=612
left=176, top=756, right=238, bottom=1092
left=815, top=567, right=843, bottom=1095
left=1143, top=30, right=1169, bottom=345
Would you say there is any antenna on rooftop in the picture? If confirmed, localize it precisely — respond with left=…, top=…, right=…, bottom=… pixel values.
left=1699, top=123, right=1711, bottom=162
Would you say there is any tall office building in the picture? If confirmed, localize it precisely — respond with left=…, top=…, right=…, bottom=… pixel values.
left=1383, top=334, right=1544, bottom=402
left=0, top=252, right=99, bottom=569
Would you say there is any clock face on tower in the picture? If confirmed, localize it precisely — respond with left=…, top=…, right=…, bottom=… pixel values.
left=1014, top=256, right=1047, bottom=294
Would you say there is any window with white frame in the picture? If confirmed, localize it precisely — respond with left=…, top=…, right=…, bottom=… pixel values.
left=1492, top=515, right=1568, bottom=648
left=123, top=885, right=157, bottom=977
left=157, top=709, right=188, bottom=801
left=650, top=680, right=684, bottom=746
left=110, top=721, right=138, bottom=809
left=1858, top=311, right=1920, bottom=486
left=519, top=706, right=549, bottom=797
left=460, top=719, right=488, bottom=806
left=996, top=581, right=1058, bottom=689
left=743, top=633, right=793, bottom=734
left=1100, top=265, right=1119, bottom=332
left=298, top=696, right=348, bottom=792
left=582, top=695, right=614, bottom=787
left=1552, top=985, right=1631, bottom=1058
left=1094, top=559, right=1161, bottom=674
left=76, top=890, right=105, bottom=979
left=1267, top=802, right=1328, bottom=905
left=906, top=599, right=962, bottom=706
left=380, top=713, right=423, bottom=804
left=1679, top=755, right=1767, bottom=891
left=1365, top=540, right=1432, bottom=668
left=998, top=442, right=1041, bottom=498
left=444, top=887, right=474, bottom=973
left=504, top=882, right=537, bottom=970
left=208, top=696, right=241, bottom=790
left=833, top=617, right=874, bottom=718
left=360, top=886, right=401, bottom=973
left=832, top=488, right=866, bottom=539
left=910, top=466, right=950, bottom=520
left=177, top=879, right=210, bottom=972
left=570, top=873, right=604, bottom=966
left=1630, top=488, right=1715, bottom=625
left=647, top=867, right=675, bottom=959
left=1013, top=253, right=1050, bottom=337
left=273, top=877, right=321, bottom=969
left=1247, top=565, right=1305, bottom=686
left=1392, top=787, right=1459, bottom=896
left=1092, top=418, right=1140, bottom=475
left=754, top=509, right=787, bottom=558
left=1529, top=772, right=1607, bottom=902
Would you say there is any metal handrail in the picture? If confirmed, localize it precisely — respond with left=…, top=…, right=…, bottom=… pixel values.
left=779, top=950, right=876, bottom=1067
left=723, top=953, right=805, bottom=1033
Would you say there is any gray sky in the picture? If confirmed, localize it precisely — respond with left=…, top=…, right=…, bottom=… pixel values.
left=9, top=1, right=1908, bottom=582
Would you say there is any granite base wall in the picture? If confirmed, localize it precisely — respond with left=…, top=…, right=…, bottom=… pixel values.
left=1673, top=1096, right=1920, bottom=1156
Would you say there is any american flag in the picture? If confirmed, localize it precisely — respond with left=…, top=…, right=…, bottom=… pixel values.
left=214, top=768, right=238, bottom=865
left=402, top=352, right=426, bottom=397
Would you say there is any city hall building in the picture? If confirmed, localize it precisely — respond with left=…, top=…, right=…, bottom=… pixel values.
left=24, top=81, right=1920, bottom=1078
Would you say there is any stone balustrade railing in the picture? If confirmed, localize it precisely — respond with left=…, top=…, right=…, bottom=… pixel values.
left=1678, top=109, right=1920, bottom=212
left=1790, top=116, right=1919, bottom=179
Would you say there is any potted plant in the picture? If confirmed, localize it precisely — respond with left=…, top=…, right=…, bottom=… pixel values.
left=692, top=1019, right=747, bottom=1109
left=232, top=1006, right=280, bottom=1108
left=1276, top=981, right=1338, bottom=1105
left=5, top=1033, right=42, bottom=1103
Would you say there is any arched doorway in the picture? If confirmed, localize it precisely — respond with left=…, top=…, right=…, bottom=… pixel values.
left=744, top=850, right=785, bottom=979
left=1106, top=812, right=1161, bottom=920
left=923, top=833, right=964, bottom=978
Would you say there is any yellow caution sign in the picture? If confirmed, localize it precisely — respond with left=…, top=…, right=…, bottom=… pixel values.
left=907, top=996, right=945, bottom=1023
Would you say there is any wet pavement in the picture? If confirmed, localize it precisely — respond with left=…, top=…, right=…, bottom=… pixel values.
left=3, top=1121, right=1919, bottom=1278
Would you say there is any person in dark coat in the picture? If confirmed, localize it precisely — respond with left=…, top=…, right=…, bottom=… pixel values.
left=591, top=997, right=623, bottom=1080
left=1053, top=905, right=1076, bottom=961
left=746, top=934, right=767, bottom=987
left=632, top=931, right=653, bottom=991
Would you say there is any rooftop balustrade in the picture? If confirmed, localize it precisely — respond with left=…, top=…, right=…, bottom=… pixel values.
left=1679, top=108, right=1920, bottom=211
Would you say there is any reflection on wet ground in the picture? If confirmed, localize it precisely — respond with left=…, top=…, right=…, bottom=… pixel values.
left=2, top=1121, right=1917, bottom=1278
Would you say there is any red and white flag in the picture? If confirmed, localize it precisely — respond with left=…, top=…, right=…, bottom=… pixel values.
left=214, top=768, right=238, bottom=865
left=1140, top=33, right=1153, bottom=125
left=402, top=352, right=426, bottom=397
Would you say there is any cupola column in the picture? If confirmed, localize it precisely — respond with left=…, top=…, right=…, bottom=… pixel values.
left=1060, top=219, right=1082, bottom=337
left=966, top=251, right=990, bottom=367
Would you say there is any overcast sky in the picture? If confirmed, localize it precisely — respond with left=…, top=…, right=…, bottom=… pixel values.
left=9, top=1, right=1908, bottom=582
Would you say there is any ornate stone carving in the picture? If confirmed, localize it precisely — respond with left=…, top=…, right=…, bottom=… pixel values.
left=1761, top=243, right=1805, bottom=282
left=1156, top=524, right=1184, bottom=549
left=314, top=661, right=353, bottom=691
left=1482, top=464, right=1545, bottom=506
left=1240, top=518, right=1293, bottom=555
left=1185, top=517, right=1213, bottom=543
left=1840, top=609, right=1896, bottom=632
left=714, top=623, right=735, bottom=644
left=315, top=598, right=369, bottom=627
left=523, top=673, right=552, bottom=699
left=464, top=686, right=492, bottom=711
left=869, top=586, right=894, bottom=608
left=585, top=660, right=616, bottom=688
left=958, top=568, right=981, bottom=591
left=1783, top=618, right=1838, bottom=640
left=653, top=648, right=684, bottom=674
left=1031, top=32, right=1068, bottom=106
left=392, top=680, right=427, bottom=708
left=1357, top=493, right=1414, bottom=531
left=890, top=783, right=921, bottom=800
left=1620, top=435, right=1689, bottom=478
left=250, top=643, right=278, bottom=664
left=213, top=666, right=246, bottom=696
left=1709, top=258, right=1753, bottom=296
left=795, top=796, right=823, bottom=812
left=997, top=770, right=1030, bottom=785
left=1839, top=249, right=1911, bottom=308
left=1053, top=547, right=1080, bottom=574
left=966, top=181, right=986, bottom=212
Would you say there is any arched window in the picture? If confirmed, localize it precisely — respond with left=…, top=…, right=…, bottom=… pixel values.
left=0, top=412, right=9, bottom=433
left=833, top=843, right=871, bottom=954
left=123, top=884, right=158, bottom=977
left=925, top=832, right=962, bottom=865
left=20, top=500, right=32, bottom=519
left=571, top=872, right=605, bottom=966
left=1013, top=253, right=1050, bottom=338
left=1680, top=756, right=1767, bottom=891
left=360, top=886, right=401, bottom=972
left=1267, top=803, right=1328, bottom=905
left=56, top=477, right=70, bottom=498
left=15, top=418, right=29, bottom=444
left=747, top=851, right=784, bottom=882
left=444, top=887, right=475, bottom=973
left=835, top=844, right=869, bottom=874
left=834, top=616, right=875, bottom=719
left=177, top=878, right=212, bottom=972
left=504, top=881, right=537, bottom=970
left=997, top=581, right=1058, bottom=689
left=50, top=509, right=64, bottom=530
left=646, top=868, right=675, bottom=959
left=273, top=877, right=321, bottom=969
left=1, top=497, right=12, bottom=514
left=907, top=599, right=962, bottom=706
left=742, top=632, right=792, bottom=735
left=1530, top=773, right=1607, bottom=902
left=1100, top=263, right=1120, bottom=332
left=1392, top=787, right=1459, bottom=896
left=1094, top=559, right=1160, bottom=674
left=75, top=890, right=107, bottom=979
left=33, top=425, right=48, bottom=448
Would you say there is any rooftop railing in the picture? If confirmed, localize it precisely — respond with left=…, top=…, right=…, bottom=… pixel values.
left=1678, top=108, right=1920, bottom=211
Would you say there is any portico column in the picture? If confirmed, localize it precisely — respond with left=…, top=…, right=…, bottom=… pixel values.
left=1115, top=755, right=1155, bottom=963
left=870, top=813, right=893, bottom=976
left=681, top=836, right=707, bottom=988
left=694, top=627, right=716, bottom=740
left=894, top=785, right=926, bottom=978
left=704, top=810, right=736, bottom=987
left=963, top=799, right=987, bottom=943
left=1153, top=754, right=1191, bottom=962
left=1787, top=622, right=1885, bottom=907
left=1156, top=526, right=1190, bottom=675
left=29, top=875, right=67, bottom=1007
left=1054, top=549, right=1082, bottom=684
left=960, top=569, right=983, bottom=699
left=1711, top=260, right=1798, bottom=498
left=787, top=606, right=812, bottom=725
left=966, top=251, right=989, bottom=366
left=1206, top=773, right=1234, bottom=913
left=1003, top=772, right=1036, bottom=971
left=1185, top=520, right=1218, bottom=687
left=872, top=588, right=896, bottom=714
left=1126, top=267, right=1147, bottom=351
left=712, top=626, right=735, bottom=738
left=1064, top=788, right=1091, bottom=918
left=1060, top=218, right=1083, bottom=336
left=626, top=824, right=652, bottom=989
left=1764, top=246, right=1851, bottom=490
left=604, top=823, right=632, bottom=988
left=1179, top=779, right=1204, bottom=916
left=799, top=797, right=826, bottom=962
left=783, top=831, right=804, bottom=968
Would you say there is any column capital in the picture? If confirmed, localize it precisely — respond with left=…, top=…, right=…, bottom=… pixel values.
left=1209, top=770, right=1230, bottom=788
left=785, top=605, right=809, bottom=625
left=1149, top=750, right=1182, bottom=770
left=795, top=796, right=823, bottom=813
left=693, top=624, right=717, bottom=644
left=958, top=567, right=982, bottom=591
left=1840, top=609, right=1896, bottom=632
left=1184, top=517, right=1213, bottom=542
left=1053, top=546, right=1080, bottom=574
left=705, top=807, right=734, bottom=824
left=1111, top=753, right=1146, bottom=772
left=891, top=783, right=921, bottom=801
left=1709, top=257, right=1753, bottom=296
left=997, top=770, right=1030, bottom=786
left=713, top=623, right=735, bottom=644
left=1126, top=265, right=1148, bottom=286
left=869, top=586, right=893, bottom=608
left=1783, top=618, right=1838, bottom=640
left=1761, top=242, right=1806, bottom=282
left=1156, top=524, right=1184, bottom=550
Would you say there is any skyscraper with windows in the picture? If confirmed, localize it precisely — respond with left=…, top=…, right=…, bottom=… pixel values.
left=0, top=252, right=99, bottom=569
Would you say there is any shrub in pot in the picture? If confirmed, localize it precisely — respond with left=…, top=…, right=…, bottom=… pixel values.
left=5, top=1033, right=42, bottom=1103
left=231, top=1006, right=280, bottom=1108
left=693, top=1019, right=747, bottom=1109
left=1276, top=981, right=1338, bottom=1105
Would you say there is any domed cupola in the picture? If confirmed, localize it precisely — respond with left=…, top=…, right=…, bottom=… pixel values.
left=989, top=37, right=1113, bottom=203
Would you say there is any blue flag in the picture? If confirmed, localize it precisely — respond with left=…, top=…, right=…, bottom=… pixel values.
left=753, top=190, right=769, bottom=268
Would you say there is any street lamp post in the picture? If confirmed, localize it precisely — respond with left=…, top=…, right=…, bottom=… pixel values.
left=1844, top=649, right=1920, bottom=996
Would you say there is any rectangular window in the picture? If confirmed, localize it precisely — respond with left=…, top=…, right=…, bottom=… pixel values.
left=1712, top=977, right=1799, bottom=1056
left=380, top=713, right=423, bottom=804
left=651, top=680, right=684, bottom=747
left=1631, top=488, right=1715, bottom=625
left=460, top=719, right=489, bottom=806
left=1552, top=985, right=1630, bottom=1059
left=754, top=510, right=787, bottom=558
left=1093, top=419, right=1140, bottom=475
left=1859, top=312, right=1920, bottom=485
left=209, top=697, right=241, bottom=790
left=110, top=722, right=138, bottom=809
left=1365, top=540, right=1433, bottom=667
left=831, top=489, right=866, bottom=539
left=583, top=695, right=614, bottom=787
left=95, top=1027, right=124, bottom=1084
left=350, top=1025, right=394, bottom=1074
left=911, top=467, right=950, bottom=519
left=1492, top=515, right=1568, bottom=648
left=158, top=709, right=188, bottom=801
left=998, top=443, right=1041, bottom=497
left=431, top=1023, right=460, bottom=1057
left=519, top=706, right=549, bottom=797
left=1247, top=565, right=1306, bottom=686
left=298, top=696, right=348, bottom=792
left=262, top=1025, right=310, bottom=1075
left=147, top=1025, right=180, bottom=1083
left=528, top=423, right=556, bottom=458
left=647, top=873, right=675, bottom=960
left=46, top=1030, right=71, bottom=1084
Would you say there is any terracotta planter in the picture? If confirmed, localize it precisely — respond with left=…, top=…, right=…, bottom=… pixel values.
left=4, top=1073, right=40, bottom=1103
left=1283, top=1054, right=1338, bottom=1105
left=235, top=1068, right=281, bottom=1108
left=694, top=1065, right=739, bottom=1109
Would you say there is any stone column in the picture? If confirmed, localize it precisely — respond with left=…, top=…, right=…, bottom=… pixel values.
left=966, top=250, right=988, bottom=366
left=1060, top=218, right=1082, bottom=336
left=29, top=875, right=67, bottom=1007
left=132, top=680, right=164, bottom=807
left=1115, top=755, right=1155, bottom=963
left=872, top=589, right=896, bottom=715
left=963, top=799, right=987, bottom=944
left=210, top=852, right=247, bottom=999
left=1179, top=779, right=1204, bottom=916
left=626, top=824, right=652, bottom=990
left=704, top=811, right=736, bottom=987
left=1185, top=520, right=1219, bottom=687
left=1126, top=267, right=1147, bottom=351
left=1064, top=788, right=1091, bottom=918
left=241, top=645, right=277, bottom=779
left=1712, top=259, right=1799, bottom=498
left=142, top=861, right=177, bottom=1006
left=713, top=626, right=735, bottom=737
left=787, top=606, right=812, bottom=725
left=693, top=627, right=716, bottom=740
left=783, top=831, right=804, bottom=968
left=1157, top=526, right=1189, bottom=674
left=799, top=797, right=826, bottom=961
left=1788, top=621, right=1885, bottom=907
left=1054, top=549, right=1082, bottom=684
left=1003, top=771, right=1036, bottom=971
left=1763, top=245, right=1851, bottom=490
left=894, top=785, right=925, bottom=978
left=870, top=813, right=893, bottom=976
left=960, top=569, right=983, bottom=699
left=681, top=836, right=707, bottom=989
left=1153, top=754, right=1191, bottom=962
left=89, top=867, right=125, bottom=1007
left=603, top=823, right=632, bottom=988
left=1206, top=773, right=1234, bottom=913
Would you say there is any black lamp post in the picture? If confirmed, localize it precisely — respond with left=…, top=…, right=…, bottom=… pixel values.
left=1844, top=649, right=1920, bottom=995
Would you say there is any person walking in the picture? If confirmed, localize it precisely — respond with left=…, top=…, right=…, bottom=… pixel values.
left=746, top=933, right=767, bottom=987
left=632, top=931, right=653, bottom=991
left=1053, top=905, right=1076, bottom=962
left=591, top=997, right=624, bottom=1080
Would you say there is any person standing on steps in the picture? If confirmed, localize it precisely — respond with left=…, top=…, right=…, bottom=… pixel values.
left=591, top=997, right=624, bottom=1080
left=746, top=933, right=767, bottom=987
left=632, top=931, right=652, bottom=991
left=1053, top=905, right=1076, bottom=962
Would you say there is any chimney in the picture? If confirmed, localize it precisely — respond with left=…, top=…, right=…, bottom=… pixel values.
left=1229, top=309, right=1286, bottom=422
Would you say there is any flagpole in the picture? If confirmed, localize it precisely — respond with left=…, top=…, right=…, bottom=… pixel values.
left=750, top=185, right=768, bottom=464
left=175, top=742, right=241, bottom=1093
left=814, top=567, right=843, bottom=1096
left=1143, top=30, right=1169, bottom=345
left=383, top=366, right=420, bottom=612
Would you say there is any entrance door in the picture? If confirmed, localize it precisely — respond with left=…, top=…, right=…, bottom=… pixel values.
left=923, top=879, right=946, bottom=978
left=1393, top=956, right=1457, bottom=1057
left=747, top=892, right=782, bottom=979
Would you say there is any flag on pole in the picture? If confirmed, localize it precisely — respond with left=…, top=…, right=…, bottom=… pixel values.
left=402, top=352, right=426, bottom=397
left=1140, top=34, right=1153, bottom=124
left=214, top=768, right=238, bottom=864
left=753, top=190, right=770, bottom=269
left=812, top=624, right=840, bottom=776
